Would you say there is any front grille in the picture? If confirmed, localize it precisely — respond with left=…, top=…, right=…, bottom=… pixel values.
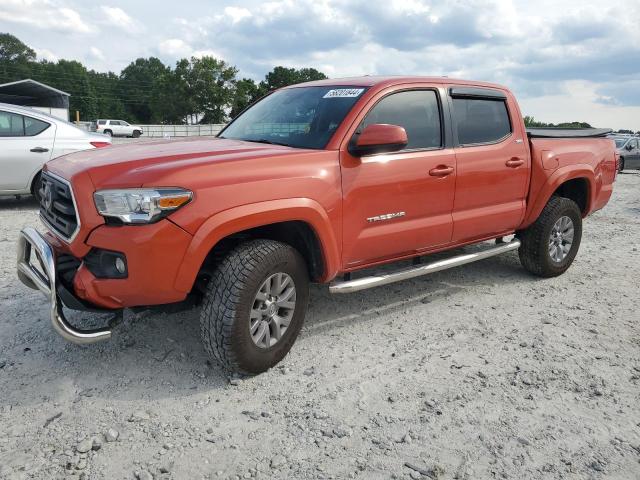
left=39, top=172, right=79, bottom=241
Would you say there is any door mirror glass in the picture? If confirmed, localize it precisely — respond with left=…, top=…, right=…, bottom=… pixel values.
left=349, top=123, right=408, bottom=156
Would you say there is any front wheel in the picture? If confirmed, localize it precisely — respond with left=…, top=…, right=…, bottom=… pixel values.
left=517, top=196, right=582, bottom=277
left=200, top=240, right=309, bottom=376
left=132, top=130, right=141, bottom=138
left=618, top=157, right=625, bottom=172
left=31, top=172, right=42, bottom=202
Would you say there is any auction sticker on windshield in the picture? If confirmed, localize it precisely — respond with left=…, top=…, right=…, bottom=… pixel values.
left=323, top=88, right=365, bottom=99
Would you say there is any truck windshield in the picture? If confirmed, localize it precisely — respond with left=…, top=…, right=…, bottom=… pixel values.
left=220, top=86, right=367, bottom=149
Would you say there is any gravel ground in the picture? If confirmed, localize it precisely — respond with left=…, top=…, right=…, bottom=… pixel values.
left=0, top=173, right=639, bottom=480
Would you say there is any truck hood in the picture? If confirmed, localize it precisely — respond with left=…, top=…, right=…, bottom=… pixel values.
left=45, top=137, right=306, bottom=189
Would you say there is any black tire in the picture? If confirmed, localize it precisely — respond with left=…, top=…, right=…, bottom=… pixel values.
left=31, top=172, right=42, bottom=202
left=618, top=157, right=625, bottom=172
left=517, top=196, right=582, bottom=278
left=104, top=129, right=113, bottom=137
left=200, top=240, right=309, bottom=376
left=132, top=130, right=141, bottom=138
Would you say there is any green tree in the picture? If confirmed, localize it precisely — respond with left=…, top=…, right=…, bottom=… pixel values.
left=120, top=57, right=171, bottom=123
left=0, top=33, right=36, bottom=83
left=524, top=116, right=592, bottom=128
left=180, top=56, right=237, bottom=124
left=230, top=78, right=260, bottom=118
left=0, top=33, right=35, bottom=62
left=259, top=66, right=327, bottom=94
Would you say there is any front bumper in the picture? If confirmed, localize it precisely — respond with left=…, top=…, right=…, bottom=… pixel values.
left=17, top=227, right=113, bottom=344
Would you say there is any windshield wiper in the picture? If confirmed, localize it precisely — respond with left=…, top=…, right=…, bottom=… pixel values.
left=247, top=138, right=291, bottom=147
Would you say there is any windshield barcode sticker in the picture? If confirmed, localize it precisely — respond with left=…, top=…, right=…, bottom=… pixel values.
left=323, top=88, right=365, bottom=99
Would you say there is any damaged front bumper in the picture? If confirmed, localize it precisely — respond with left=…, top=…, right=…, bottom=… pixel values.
left=16, top=227, right=113, bottom=344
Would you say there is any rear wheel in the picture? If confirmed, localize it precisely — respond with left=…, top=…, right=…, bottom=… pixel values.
left=104, top=129, right=113, bottom=137
left=200, top=240, right=309, bottom=376
left=517, top=196, right=582, bottom=277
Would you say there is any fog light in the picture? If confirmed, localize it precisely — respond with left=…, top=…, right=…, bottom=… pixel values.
left=84, top=248, right=128, bottom=279
left=115, top=257, right=126, bottom=274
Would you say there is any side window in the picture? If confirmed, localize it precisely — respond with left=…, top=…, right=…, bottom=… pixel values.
left=453, top=98, right=512, bottom=145
left=0, top=111, right=25, bottom=137
left=359, top=90, right=442, bottom=150
left=24, top=116, right=50, bottom=136
left=98, top=120, right=106, bottom=125
left=111, top=121, right=121, bottom=126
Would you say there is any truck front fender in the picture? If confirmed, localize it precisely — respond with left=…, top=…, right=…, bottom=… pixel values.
left=174, top=198, right=341, bottom=292
left=521, top=164, right=596, bottom=229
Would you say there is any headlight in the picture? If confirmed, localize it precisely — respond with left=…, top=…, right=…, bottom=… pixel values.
left=94, top=188, right=192, bottom=224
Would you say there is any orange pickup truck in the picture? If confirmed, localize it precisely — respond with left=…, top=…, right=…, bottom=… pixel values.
left=17, top=76, right=617, bottom=375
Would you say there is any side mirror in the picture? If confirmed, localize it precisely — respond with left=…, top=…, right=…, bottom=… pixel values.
left=349, top=124, right=408, bottom=157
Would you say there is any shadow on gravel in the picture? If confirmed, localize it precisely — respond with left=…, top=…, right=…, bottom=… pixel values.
left=303, top=244, right=534, bottom=335
left=0, top=195, right=39, bottom=210
left=1, top=240, right=537, bottom=405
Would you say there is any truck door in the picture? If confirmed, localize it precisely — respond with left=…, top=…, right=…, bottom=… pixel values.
left=0, top=110, right=54, bottom=192
left=448, top=87, right=529, bottom=242
left=340, top=88, right=456, bottom=268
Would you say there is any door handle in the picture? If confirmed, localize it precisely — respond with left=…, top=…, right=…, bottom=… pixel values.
left=429, top=165, right=454, bottom=177
left=30, top=147, right=49, bottom=153
left=505, top=157, right=524, bottom=168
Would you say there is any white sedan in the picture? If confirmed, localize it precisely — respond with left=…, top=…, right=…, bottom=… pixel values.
left=0, top=103, right=111, bottom=199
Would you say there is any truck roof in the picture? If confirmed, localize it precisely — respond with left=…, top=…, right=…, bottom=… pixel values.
left=288, top=76, right=508, bottom=91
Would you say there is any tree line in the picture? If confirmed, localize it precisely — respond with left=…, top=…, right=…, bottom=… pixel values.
left=0, top=33, right=327, bottom=124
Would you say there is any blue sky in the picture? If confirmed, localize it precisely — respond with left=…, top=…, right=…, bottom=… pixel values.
left=1, top=0, right=639, bottom=129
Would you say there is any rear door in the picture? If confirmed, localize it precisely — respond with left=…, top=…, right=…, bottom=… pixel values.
left=628, top=138, right=640, bottom=169
left=448, top=87, right=530, bottom=242
left=0, top=110, right=55, bottom=191
left=109, top=120, right=122, bottom=135
left=340, top=86, right=457, bottom=268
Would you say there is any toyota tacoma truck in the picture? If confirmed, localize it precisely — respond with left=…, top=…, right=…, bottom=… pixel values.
left=17, top=76, right=617, bottom=376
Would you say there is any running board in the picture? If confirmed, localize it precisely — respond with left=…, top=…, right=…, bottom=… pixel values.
left=329, top=239, right=521, bottom=294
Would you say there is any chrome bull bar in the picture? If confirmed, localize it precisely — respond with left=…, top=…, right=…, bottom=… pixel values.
left=16, top=227, right=112, bottom=344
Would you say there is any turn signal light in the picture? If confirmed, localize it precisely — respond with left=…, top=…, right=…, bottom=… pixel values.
left=158, top=195, right=191, bottom=209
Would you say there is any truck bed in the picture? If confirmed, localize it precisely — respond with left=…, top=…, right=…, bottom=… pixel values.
left=526, top=128, right=612, bottom=138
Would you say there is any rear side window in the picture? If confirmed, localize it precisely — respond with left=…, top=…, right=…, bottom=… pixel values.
left=453, top=98, right=511, bottom=145
left=359, top=90, right=442, bottom=150
left=24, top=116, right=50, bottom=136
left=98, top=120, right=106, bottom=125
left=0, top=111, right=25, bottom=136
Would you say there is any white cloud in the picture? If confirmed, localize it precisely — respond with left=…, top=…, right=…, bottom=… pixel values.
left=518, top=81, right=640, bottom=131
left=158, top=38, right=193, bottom=57
left=99, top=6, right=141, bottom=33
left=88, top=46, right=105, bottom=61
left=0, top=0, right=91, bottom=33
left=223, top=6, right=251, bottom=23
left=33, top=47, right=58, bottom=62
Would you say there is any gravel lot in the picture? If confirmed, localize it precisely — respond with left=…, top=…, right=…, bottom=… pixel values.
left=0, top=172, right=639, bottom=480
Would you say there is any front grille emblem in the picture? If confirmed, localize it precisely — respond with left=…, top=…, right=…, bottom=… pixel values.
left=43, top=182, right=53, bottom=211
